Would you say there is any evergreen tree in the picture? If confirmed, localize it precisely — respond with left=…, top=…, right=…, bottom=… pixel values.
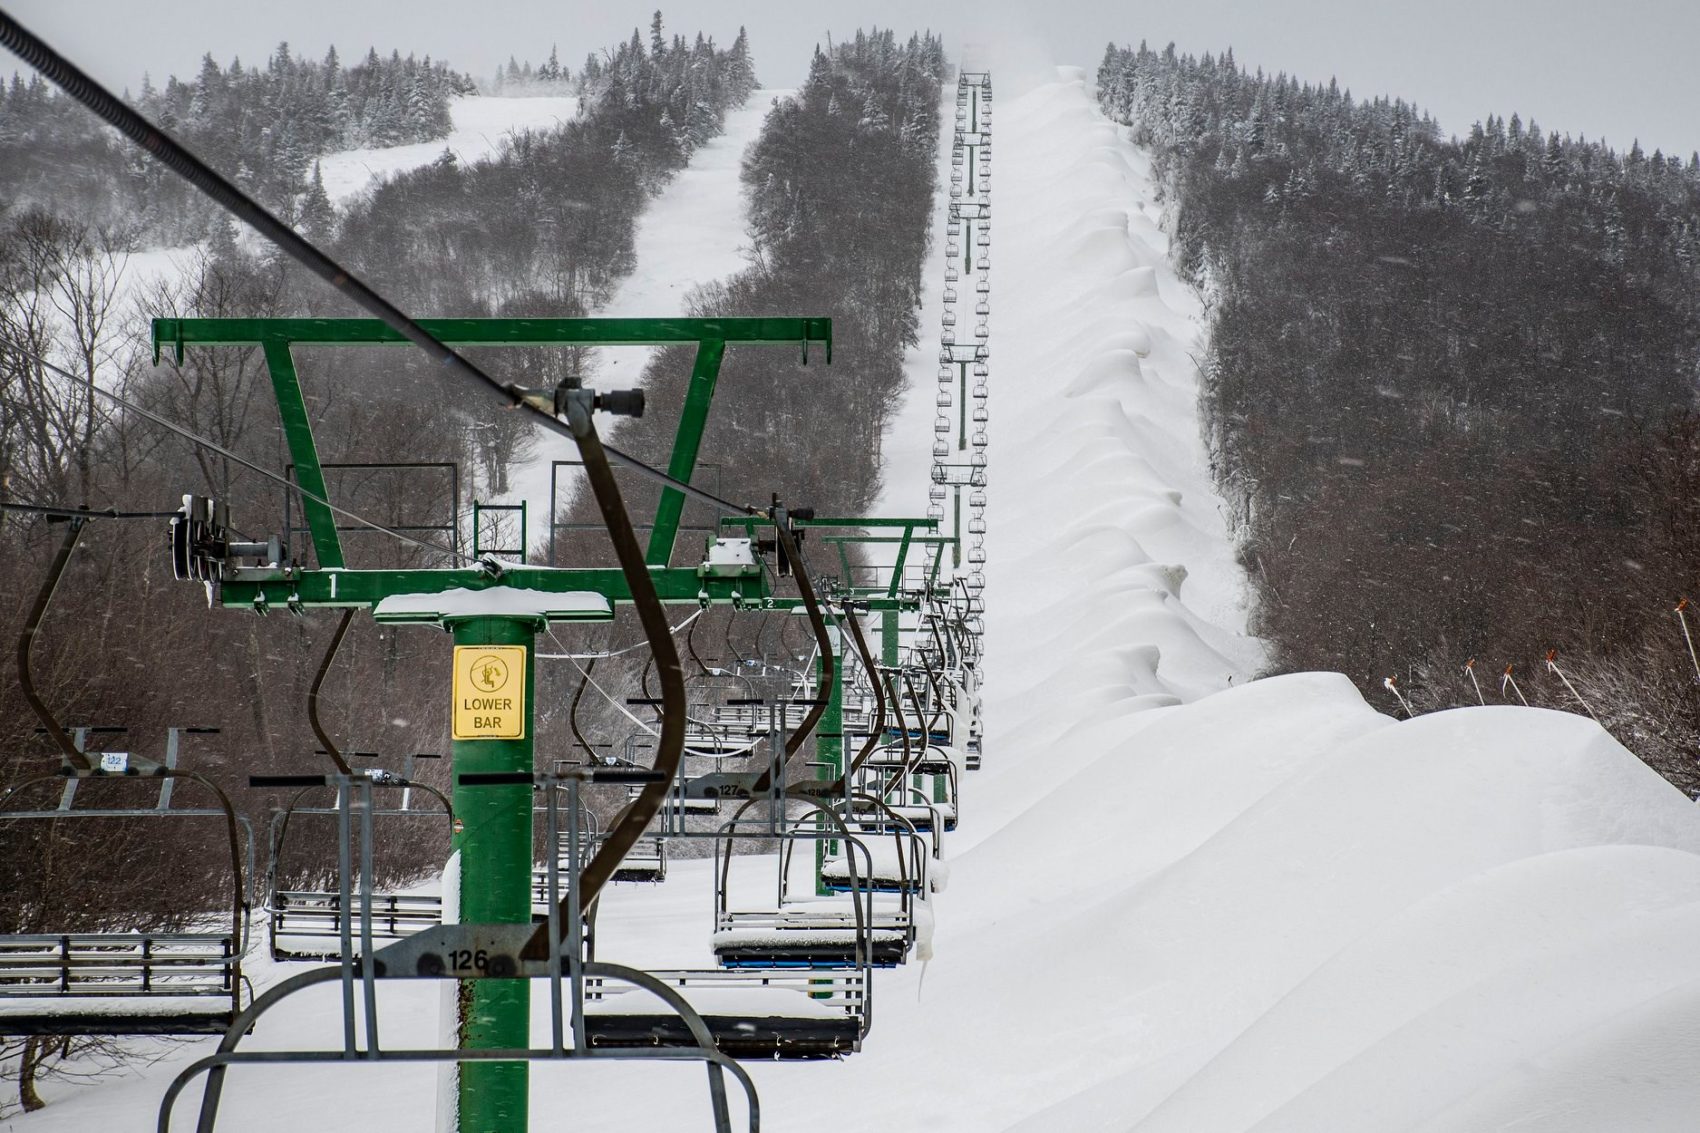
left=298, top=159, right=335, bottom=242
left=727, top=27, right=756, bottom=103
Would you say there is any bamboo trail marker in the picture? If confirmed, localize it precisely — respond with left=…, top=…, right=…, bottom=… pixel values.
left=1465, top=658, right=1485, bottom=706
left=1502, top=665, right=1529, bottom=707
left=1545, top=649, right=1599, bottom=722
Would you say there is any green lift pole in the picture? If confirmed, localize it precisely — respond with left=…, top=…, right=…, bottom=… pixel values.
left=959, top=363, right=968, bottom=451
left=815, top=619, right=843, bottom=894
left=448, top=615, right=537, bottom=1128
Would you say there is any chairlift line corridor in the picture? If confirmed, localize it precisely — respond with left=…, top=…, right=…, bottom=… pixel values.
left=0, top=14, right=992, bottom=1131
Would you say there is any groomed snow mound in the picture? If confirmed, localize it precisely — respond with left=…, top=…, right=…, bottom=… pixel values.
left=983, top=698, right=1700, bottom=1133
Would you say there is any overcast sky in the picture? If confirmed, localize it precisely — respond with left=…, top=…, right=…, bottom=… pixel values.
left=6, top=0, right=1699, bottom=157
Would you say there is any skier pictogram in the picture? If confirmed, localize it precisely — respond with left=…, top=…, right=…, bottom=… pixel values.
left=471, top=654, right=508, bottom=692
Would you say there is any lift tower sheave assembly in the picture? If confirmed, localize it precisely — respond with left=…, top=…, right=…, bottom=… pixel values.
left=155, top=315, right=829, bottom=1133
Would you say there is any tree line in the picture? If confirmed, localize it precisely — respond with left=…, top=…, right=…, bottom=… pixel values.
left=1099, top=41, right=1700, bottom=791
left=1, top=45, right=476, bottom=243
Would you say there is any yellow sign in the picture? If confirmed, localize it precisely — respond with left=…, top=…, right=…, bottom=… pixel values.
left=452, top=645, right=527, bottom=740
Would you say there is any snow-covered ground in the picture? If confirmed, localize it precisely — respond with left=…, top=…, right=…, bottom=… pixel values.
left=14, top=68, right=1700, bottom=1133
left=316, top=95, right=580, bottom=206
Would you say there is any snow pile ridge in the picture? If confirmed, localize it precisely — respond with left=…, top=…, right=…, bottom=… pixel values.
left=983, top=68, right=1262, bottom=715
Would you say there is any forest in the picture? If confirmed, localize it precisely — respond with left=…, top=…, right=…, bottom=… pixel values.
left=0, top=16, right=875, bottom=1107
left=1100, top=42, right=1700, bottom=790
left=1, top=45, right=476, bottom=241
left=0, top=16, right=948, bottom=1106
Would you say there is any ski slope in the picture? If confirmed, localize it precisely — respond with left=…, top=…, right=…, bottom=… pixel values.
left=316, top=94, right=581, bottom=206
left=96, top=96, right=584, bottom=345
left=498, top=90, right=790, bottom=529
left=13, top=68, right=1700, bottom=1133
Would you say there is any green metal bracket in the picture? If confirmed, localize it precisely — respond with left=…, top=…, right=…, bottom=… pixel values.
left=260, top=341, right=343, bottom=568
left=645, top=338, right=724, bottom=567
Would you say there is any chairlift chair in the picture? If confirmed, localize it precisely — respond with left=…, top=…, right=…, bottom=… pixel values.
left=581, top=967, right=868, bottom=1059
left=0, top=749, right=253, bottom=1036
left=265, top=778, right=453, bottom=961
left=710, top=800, right=914, bottom=970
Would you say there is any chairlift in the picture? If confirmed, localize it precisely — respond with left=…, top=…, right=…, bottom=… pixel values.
left=1, top=519, right=252, bottom=1035
left=264, top=777, right=455, bottom=961
left=710, top=799, right=912, bottom=970
left=0, top=745, right=253, bottom=1036
left=820, top=807, right=937, bottom=896
left=582, top=967, right=867, bottom=1059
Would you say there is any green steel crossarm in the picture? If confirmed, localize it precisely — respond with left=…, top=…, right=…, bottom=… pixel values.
left=791, top=517, right=938, bottom=528
left=889, top=527, right=915, bottom=599
left=756, top=594, right=921, bottom=613
left=153, top=317, right=831, bottom=359
left=216, top=566, right=768, bottom=611
left=717, top=516, right=939, bottom=532
left=156, top=315, right=833, bottom=571
left=713, top=518, right=940, bottom=599
left=817, top=535, right=956, bottom=545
